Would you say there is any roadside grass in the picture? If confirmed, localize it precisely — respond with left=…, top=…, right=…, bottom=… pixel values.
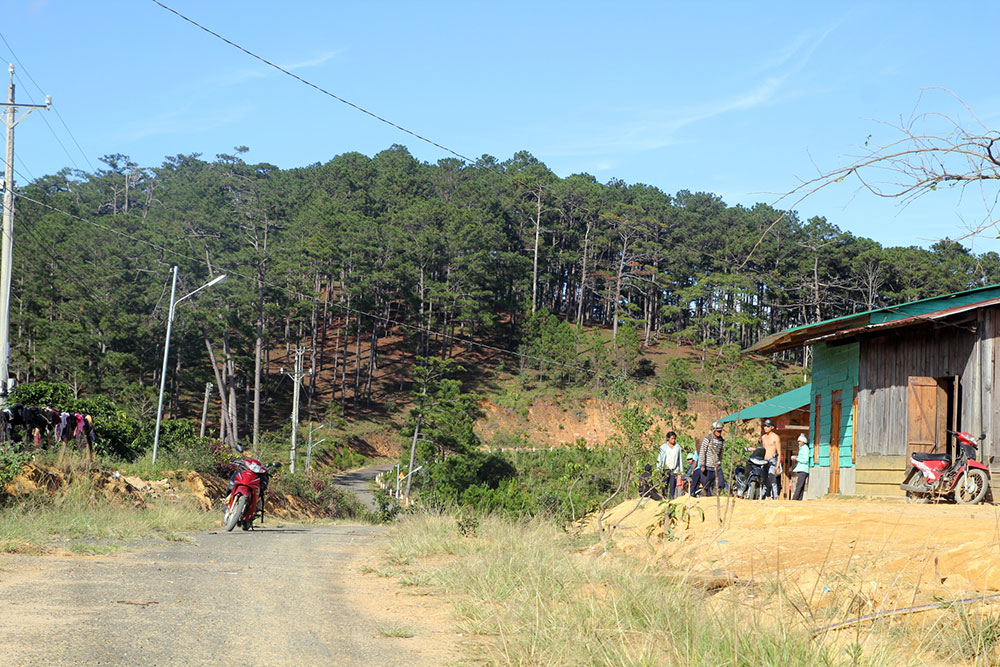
left=0, top=474, right=215, bottom=554
left=382, top=513, right=863, bottom=666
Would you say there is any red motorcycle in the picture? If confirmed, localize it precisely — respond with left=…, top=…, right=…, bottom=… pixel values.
left=222, top=457, right=281, bottom=531
left=900, top=430, right=991, bottom=504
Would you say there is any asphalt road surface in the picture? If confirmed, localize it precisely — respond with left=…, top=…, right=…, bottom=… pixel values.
left=0, top=524, right=450, bottom=666
left=331, top=463, right=396, bottom=510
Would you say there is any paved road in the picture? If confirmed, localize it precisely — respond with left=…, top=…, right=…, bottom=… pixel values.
left=331, top=463, right=396, bottom=510
left=0, top=524, right=451, bottom=666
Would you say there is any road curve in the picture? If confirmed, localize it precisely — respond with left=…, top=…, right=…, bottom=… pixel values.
left=331, top=463, right=396, bottom=510
left=0, top=524, right=452, bottom=666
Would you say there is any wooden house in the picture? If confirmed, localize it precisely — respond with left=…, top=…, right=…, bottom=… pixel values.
left=747, top=284, right=1000, bottom=499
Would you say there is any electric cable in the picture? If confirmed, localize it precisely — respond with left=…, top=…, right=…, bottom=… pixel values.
left=0, top=30, right=95, bottom=172
left=148, top=0, right=476, bottom=164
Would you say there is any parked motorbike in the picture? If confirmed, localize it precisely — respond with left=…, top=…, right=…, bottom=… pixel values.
left=899, top=430, right=991, bottom=504
left=732, top=446, right=770, bottom=500
left=222, top=457, right=282, bottom=531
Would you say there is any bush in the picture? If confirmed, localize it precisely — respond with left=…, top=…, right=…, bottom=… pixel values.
left=411, top=446, right=622, bottom=522
left=0, top=447, right=30, bottom=500
left=8, top=381, right=76, bottom=407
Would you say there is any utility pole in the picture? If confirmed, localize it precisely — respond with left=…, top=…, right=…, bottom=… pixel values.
left=199, top=382, right=213, bottom=438
left=0, top=64, right=49, bottom=398
left=282, top=348, right=308, bottom=474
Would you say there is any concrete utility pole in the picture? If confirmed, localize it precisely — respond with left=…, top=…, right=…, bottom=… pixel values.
left=284, top=348, right=308, bottom=474
left=200, top=382, right=213, bottom=438
left=0, top=64, right=49, bottom=397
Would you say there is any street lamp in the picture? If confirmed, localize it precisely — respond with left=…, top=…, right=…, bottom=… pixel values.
left=152, top=267, right=228, bottom=463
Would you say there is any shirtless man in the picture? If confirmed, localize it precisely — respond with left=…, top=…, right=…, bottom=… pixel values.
left=761, top=418, right=782, bottom=499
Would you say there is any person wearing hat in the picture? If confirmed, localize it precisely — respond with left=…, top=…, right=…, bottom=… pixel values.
left=790, top=433, right=810, bottom=500
left=696, top=421, right=726, bottom=497
left=761, top=418, right=782, bottom=499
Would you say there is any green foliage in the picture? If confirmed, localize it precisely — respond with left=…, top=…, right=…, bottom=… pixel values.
left=12, top=144, right=999, bottom=464
left=74, top=394, right=141, bottom=460
left=412, top=445, right=623, bottom=522
left=0, top=447, right=31, bottom=499
left=8, top=381, right=76, bottom=407
left=520, top=308, right=580, bottom=385
left=652, top=357, right=700, bottom=412
left=455, top=511, right=480, bottom=537
left=647, top=500, right=706, bottom=541
left=705, top=344, right=803, bottom=415
left=139, top=419, right=219, bottom=473
left=372, top=487, right=401, bottom=524
left=406, top=357, right=482, bottom=465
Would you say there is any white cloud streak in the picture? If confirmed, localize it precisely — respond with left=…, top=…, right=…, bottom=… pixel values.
left=544, top=25, right=836, bottom=158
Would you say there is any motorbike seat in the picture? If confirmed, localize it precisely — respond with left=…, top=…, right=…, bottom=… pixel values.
left=748, top=457, right=769, bottom=466
left=912, top=452, right=950, bottom=462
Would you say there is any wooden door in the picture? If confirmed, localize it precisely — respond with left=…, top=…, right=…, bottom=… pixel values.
left=907, top=376, right=947, bottom=458
left=829, top=390, right=842, bottom=494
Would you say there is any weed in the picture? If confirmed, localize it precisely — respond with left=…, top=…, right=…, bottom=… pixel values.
left=376, top=625, right=416, bottom=638
left=646, top=500, right=705, bottom=541
left=456, top=512, right=479, bottom=537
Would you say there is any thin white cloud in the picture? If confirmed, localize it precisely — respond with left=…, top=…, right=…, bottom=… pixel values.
left=218, top=49, right=341, bottom=86
left=121, top=103, right=252, bottom=140
left=543, top=24, right=837, bottom=159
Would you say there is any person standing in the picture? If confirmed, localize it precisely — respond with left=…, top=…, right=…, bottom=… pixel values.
left=791, top=433, right=810, bottom=500
left=761, top=418, right=782, bottom=499
left=656, top=431, right=683, bottom=500
left=698, top=421, right=726, bottom=497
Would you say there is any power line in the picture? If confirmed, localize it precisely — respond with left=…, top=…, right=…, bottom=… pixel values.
left=0, top=32, right=91, bottom=172
left=10, top=190, right=802, bottom=415
left=149, top=0, right=476, bottom=165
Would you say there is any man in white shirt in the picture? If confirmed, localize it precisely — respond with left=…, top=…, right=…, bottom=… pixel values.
left=656, top=431, right=683, bottom=500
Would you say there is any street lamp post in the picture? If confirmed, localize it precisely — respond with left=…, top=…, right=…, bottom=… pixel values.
left=152, top=267, right=227, bottom=464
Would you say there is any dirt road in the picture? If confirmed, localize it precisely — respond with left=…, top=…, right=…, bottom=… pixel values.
left=0, top=524, right=455, bottom=666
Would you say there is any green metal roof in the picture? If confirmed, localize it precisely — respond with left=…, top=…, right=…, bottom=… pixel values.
left=748, top=282, right=1000, bottom=354
left=719, top=383, right=811, bottom=423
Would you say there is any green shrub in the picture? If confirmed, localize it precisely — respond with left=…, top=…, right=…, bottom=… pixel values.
left=8, top=381, right=76, bottom=407
left=411, top=446, right=622, bottom=522
left=0, top=447, right=30, bottom=500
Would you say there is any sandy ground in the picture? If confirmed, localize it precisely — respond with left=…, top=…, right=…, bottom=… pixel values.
left=590, top=495, right=1000, bottom=621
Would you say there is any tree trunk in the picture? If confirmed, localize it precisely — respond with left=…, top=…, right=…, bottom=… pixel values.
left=531, top=190, right=542, bottom=314
left=203, top=331, right=232, bottom=449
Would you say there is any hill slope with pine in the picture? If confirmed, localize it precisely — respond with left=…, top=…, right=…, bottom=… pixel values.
left=8, top=145, right=995, bottom=464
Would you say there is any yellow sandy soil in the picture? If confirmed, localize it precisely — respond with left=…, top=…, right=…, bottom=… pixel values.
left=589, top=494, right=1000, bottom=618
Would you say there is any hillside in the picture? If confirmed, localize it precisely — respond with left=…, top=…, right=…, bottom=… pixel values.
left=265, top=316, right=804, bottom=463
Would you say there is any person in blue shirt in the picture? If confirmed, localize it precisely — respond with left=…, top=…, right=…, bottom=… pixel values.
left=791, top=433, right=810, bottom=500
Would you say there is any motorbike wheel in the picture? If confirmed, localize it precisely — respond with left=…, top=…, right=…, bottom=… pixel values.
left=954, top=468, right=990, bottom=505
left=223, top=494, right=247, bottom=532
left=903, top=468, right=930, bottom=504
left=746, top=479, right=759, bottom=501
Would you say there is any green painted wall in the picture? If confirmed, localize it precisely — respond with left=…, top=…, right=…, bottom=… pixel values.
left=810, top=342, right=859, bottom=468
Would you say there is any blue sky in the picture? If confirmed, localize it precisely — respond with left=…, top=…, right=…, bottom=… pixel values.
left=5, top=1, right=1000, bottom=252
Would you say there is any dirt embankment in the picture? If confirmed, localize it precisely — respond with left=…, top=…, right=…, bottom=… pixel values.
left=477, top=394, right=723, bottom=448
left=5, top=464, right=326, bottom=520
left=589, top=495, right=1000, bottom=617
